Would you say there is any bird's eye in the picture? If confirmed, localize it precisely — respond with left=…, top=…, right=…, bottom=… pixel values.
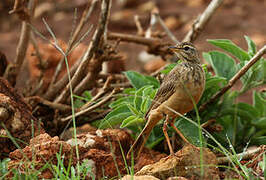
left=184, top=46, right=190, bottom=51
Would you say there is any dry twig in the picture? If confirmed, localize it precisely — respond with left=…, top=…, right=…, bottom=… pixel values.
left=152, top=8, right=179, bottom=44
left=26, top=96, right=72, bottom=112
left=49, top=0, right=98, bottom=86
left=5, top=0, right=36, bottom=86
left=199, top=45, right=266, bottom=112
left=61, top=88, right=120, bottom=122
left=55, top=0, right=111, bottom=104
left=217, top=146, right=265, bottom=164
left=183, top=0, right=223, bottom=43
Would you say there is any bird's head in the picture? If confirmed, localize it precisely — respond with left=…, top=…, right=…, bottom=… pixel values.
left=169, top=42, right=200, bottom=63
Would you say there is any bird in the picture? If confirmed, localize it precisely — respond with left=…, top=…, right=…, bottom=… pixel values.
left=127, top=42, right=206, bottom=159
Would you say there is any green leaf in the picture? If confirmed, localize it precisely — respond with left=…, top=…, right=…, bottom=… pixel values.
left=253, top=91, right=266, bottom=117
left=236, top=103, right=260, bottom=119
left=127, top=103, right=140, bottom=116
left=160, top=63, right=177, bottom=74
left=207, top=39, right=250, bottom=61
left=94, top=104, right=131, bottom=128
left=203, top=51, right=236, bottom=80
left=244, top=35, right=256, bottom=56
left=105, top=104, right=130, bottom=120
left=252, top=117, right=266, bottom=129
left=175, top=118, right=205, bottom=146
left=124, top=71, right=159, bottom=89
left=97, top=112, right=132, bottom=129
left=134, top=86, right=148, bottom=111
left=140, top=86, right=154, bottom=112
left=109, top=96, right=135, bottom=109
left=120, top=116, right=144, bottom=128
left=83, top=91, right=92, bottom=101
left=205, top=76, right=226, bottom=90
left=251, top=136, right=266, bottom=145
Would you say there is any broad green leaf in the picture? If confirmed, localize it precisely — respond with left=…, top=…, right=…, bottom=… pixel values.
left=252, top=117, right=266, bottom=129
left=244, top=35, right=256, bottom=56
left=236, top=103, right=260, bottom=119
left=203, top=51, right=236, bottom=80
left=205, top=76, right=226, bottom=90
left=120, top=116, right=144, bottom=128
left=127, top=103, right=140, bottom=116
left=123, top=88, right=136, bottom=95
left=251, top=136, right=266, bottom=145
left=207, top=39, right=250, bottom=61
left=141, top=86, right=155, bottom=113
left=109, top=96, right=135, bottom=109
left=220, top=105, right=254, bottom=122
left=253, top=91, right=266, bottom=117
left=124, top=71, right=159, bottom=89
left=175, top=118, right=206, bottom=146
left=97, top=112, right=132, bottom=129
left=104, top=104, right=130, bottom=120
left=160, top=63, right=177, bottom=74
left=134, top=86, right=149, bottom=111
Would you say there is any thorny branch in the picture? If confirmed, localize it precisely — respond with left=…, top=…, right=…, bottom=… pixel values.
left=199, top=45, right=266, bottom=112
left=183, top=0, right=223, bottom=43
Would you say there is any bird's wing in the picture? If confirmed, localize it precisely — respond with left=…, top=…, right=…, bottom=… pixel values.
left=145, top=65, right=182, bottom=117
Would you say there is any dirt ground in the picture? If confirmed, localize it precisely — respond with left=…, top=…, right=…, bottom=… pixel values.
left=1, top=0, right=266, bottom=102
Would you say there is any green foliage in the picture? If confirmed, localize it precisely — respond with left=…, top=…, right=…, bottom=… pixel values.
left=93, top=36, right=265, bottom=154
left=73, top=91, right=92, bottom=108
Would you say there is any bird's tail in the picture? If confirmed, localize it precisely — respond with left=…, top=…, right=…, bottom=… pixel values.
left=127, top=123, right=153, bottom=159
left=127, top=114, right=160, bottom=159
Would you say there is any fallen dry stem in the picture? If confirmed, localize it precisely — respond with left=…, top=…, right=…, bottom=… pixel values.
left=199, top=45, right=266, bottom=112
left=217, top=146, right=264, bottom=164
left=79, top=76, right=112, bottom=111
left=26, top=96, right=72, bottom=112
left=61, top=88, right=120, bottom=122
left=183, top=0, right=223, bottom=42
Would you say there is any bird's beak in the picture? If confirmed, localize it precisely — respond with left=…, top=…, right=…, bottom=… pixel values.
left=168, top=46, right=181, bottom=52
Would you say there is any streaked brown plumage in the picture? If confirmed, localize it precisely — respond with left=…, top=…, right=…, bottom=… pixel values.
left=127, top=42, right=206, bottom=158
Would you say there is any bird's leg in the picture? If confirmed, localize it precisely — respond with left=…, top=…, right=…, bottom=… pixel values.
left=163, top=115, right=174, bottom=155
left=169, top=119, right=190, bottom=144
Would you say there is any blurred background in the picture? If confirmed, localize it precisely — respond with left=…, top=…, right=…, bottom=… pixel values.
left=1, top=0, right=265, bottom=102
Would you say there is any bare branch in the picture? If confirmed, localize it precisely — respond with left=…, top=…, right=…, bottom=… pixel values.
left=183, top=0, right=223, bottom=43
left=50, top=0, right=98, bottom=85
left=152, top=8, right=179, bottom=44
left=55, top=0, right=111, bottom=104
left=5, top=0, right=36, bottom=86
left=199, top=45, right=266, bottom=112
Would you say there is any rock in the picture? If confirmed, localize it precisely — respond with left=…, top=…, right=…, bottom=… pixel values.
left=121, top=175, right=160, bottom=180
left=136, top=144, right=220, bottom=180
left=167, top=177, right=188, bottom=180
left=8, top=133, right=75, bottom=179
left=0, top=78, right=44, bottom=159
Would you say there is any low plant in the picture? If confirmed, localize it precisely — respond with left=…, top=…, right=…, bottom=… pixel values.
left=92, top=36, right=266, bottom=152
